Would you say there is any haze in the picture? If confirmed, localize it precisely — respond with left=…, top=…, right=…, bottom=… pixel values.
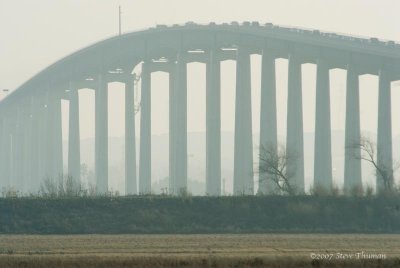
left=1, top=0, right=399, bottom=193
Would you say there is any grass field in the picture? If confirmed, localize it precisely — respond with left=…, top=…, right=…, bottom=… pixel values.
left=0, top=234, right=399, bottom=267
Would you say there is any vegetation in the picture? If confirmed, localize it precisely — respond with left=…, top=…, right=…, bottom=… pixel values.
left=0, top=194, right=400, bottom=234
left=258, top=144, right=298, bottom=195
left=347, top=134, right=399, bottom=192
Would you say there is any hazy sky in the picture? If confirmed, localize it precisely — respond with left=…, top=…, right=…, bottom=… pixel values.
left=1, top=0, right=400, bottom=136
left=1, top=0, right=400, bottom=192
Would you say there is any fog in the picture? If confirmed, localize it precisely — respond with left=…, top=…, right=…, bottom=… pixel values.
left=1, top=0, right=400, bottom=194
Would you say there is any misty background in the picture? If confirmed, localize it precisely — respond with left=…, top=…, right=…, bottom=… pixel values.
left=1, top=0, right=400, bottom=194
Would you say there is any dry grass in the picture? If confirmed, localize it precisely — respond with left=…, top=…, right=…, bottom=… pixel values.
left=0, top=234, right=399, bottom=267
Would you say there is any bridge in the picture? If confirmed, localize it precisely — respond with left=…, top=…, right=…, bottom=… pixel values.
left=1, top=22, right=400, bottom=195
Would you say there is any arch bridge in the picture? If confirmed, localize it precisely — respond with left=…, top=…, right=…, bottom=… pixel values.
left=1, top=22, right=400, bottom=195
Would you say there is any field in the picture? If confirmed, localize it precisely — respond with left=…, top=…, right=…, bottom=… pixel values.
left=0, top=234, right=399, bottom=267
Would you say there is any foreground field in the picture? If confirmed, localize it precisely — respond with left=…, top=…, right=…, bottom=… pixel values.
left=0, top=234, right=399, bottom=267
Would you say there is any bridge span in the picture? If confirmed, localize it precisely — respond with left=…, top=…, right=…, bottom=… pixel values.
left=1, top=22, right=400, bottom=195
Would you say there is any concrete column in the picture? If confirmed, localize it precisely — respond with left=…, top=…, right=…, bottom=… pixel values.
left=37, top=96, right=47, bottom=186
left=139, top=63, right=151, bottom=194
left=30, top=96, right=41, bottom=191
left=2, top=116, right=12, bottom=189
left=95, top=74, right=108, bottom=193
left=206, top=50, right=221, bottom=196
left=174, top=54, right=188, bottom=194
left=14, top=107, right=25, bottom=191
left=258, top=51, right=278, bottom=194
left=9, top=124, right=16, bottom=189
left=169, top=67, right=176, bottom=194
left=68, top=84, right=81, bottom=184
left=0, top=117, right=3, bottom=189
left=344, top=65, right=362, bottom=192
left=377, top=69, right=393, bottom=192
left=45, top=90, right=63, bottom=180
left=233, top=47, right=254, bottom=195
left=0, top=117, right=7, bottom=189
left=44, top=92, right=55, bottom=179
left=125, top=75, right=137, bottom=195
left=286, top=54, right=304, bottom=194
left=22, top=102, right=32, bottom=193
left=313, top=59, right=333, bottom=191
left=53, top=92, right=63, bottom=179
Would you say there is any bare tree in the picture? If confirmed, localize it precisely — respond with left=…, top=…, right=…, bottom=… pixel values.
left=347, top=135, right=398, bottom=192
left=258, top=143, right=298, bottom=195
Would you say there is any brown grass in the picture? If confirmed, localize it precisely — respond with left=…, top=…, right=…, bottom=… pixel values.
left=0, top=234, right=399, bottom=267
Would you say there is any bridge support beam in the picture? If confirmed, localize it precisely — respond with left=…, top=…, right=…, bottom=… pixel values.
left=174, top=53, right=188, bottom=194
left=95, top=74, right=108, bottom=193
left=44, top=92, right=55, bottom=180
left=9, top=123, right=17, bottom=189
left=54, top=94, right=63, bottom=180
left=3, top=118, right=13, bottom=189
left=0, top=117, right=3, bottom=189
left=169, top=67, right=176, bottom=194
left=314, top=59, right=333, bottom=191
left=286, top=55, right=305, bottom=194
left=377, top=70, right=393, bottom=192
left=258, top=51, right=278, bottom=194
left=37, top=97, right=47, bottom=187
left=0, top=117, right=10, bottom=189
left=233, top=48, right=253, bottom=195
left=206, top=50, right=221, bottom=196
left=139, top=63, right=151, bottom=194
left=3, top=119, right=12, bottom=189
left=44, top=91, right=63, bottom=180
left=14, top=108, right=25, bottom=191
left=22, top=103, right=32, bottom=193
left=125, top=75, right=137, bottom=195
left=344, top=65, right=362, bottom=193
left=68, top=85, right=81, bottom=184
left=29, top=97, right=39, bottom=191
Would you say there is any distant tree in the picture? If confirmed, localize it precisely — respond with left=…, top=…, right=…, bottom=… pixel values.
left=80, top=163, right=88, bottom=179
left=40, top=175, right=85, bottom=198
left=258, top=143, right=298, bottom=195
left=347, top=134, right=399, bottom=192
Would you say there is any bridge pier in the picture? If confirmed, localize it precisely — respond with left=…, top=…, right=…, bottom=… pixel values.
left=0, top=117, right=3, bottom=188
left=53, top=92, right=63, bottom=180
left=36, top=96, right=47, bottom=187
left=8, top=122, right=16, bottom=189
left=174, top=53, right=188, bottom=194
left=125, top=75, right=137, bottom=195
left=29, top=96, right=39, bottom=191
left=344, top=65, right=362, bottom=193
left=233, top=47, right=254, bottom=195
left=169, top=67, right=176, bottom=194
left=95, top=74, right=109, bottom=193
left=286, top=54, right=305, bottom=194
left=314, top=59, right=333, bottom=191
left=258, top=50, right=278, bottom=194
left=44, top=90, right=63, bottom=180
left=14, top=108, right=25, bottom=191
left=44, top=92, right=55, bottom=180
left=377, top=69, right=393, bottom=192
left=22, top=103, right=32, bottom=193
left=0, top=116, right=11, bottom=189
left=139, top=63, right=151, bottom=194
left=206, top=49, right=221, bottom=196
left=68, top=84, right=81, bottom=184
